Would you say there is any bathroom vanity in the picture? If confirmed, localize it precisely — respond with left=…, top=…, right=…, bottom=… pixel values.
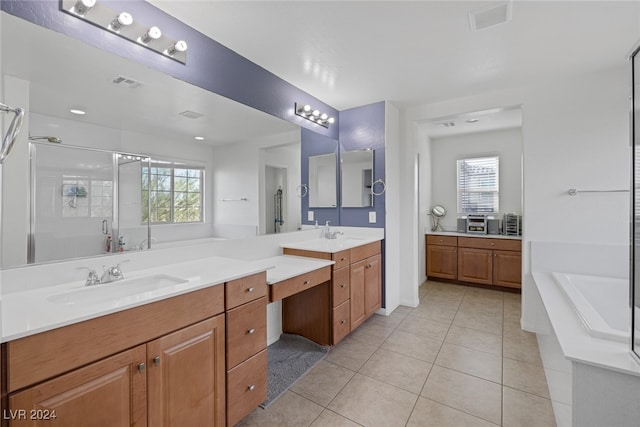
left=426, top=232, right=522, bottom=289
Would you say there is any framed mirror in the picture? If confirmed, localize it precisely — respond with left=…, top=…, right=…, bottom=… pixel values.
left=308, top=153, right=337, bottom=208
left=341, top=149, right=374, bottom=208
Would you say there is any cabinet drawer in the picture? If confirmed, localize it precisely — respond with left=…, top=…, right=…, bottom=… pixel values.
left=426, top=235, right=457, bottom=247
left=458, top=237, right=521, bottom=251
left=226, top=297, right=267, bottom=370
left=226, top=349, right=267, bottom=427
left=226, top=272, right=267, bottom=309
left=332, top=250, right=351, bottom=270
left=332, top=267, right=350, bottom=307
left=269, top=266, right=331, bottom=302
left=332, top=300, right=351, bottom=344
left=350, top=241, right=381, bottom=263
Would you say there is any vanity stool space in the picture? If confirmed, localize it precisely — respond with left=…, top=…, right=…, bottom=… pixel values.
left=0, top=271, right=268, bottom=427
left=282, top=240, right=382, bottom=345
left=426, top=233, right=522, bottom=289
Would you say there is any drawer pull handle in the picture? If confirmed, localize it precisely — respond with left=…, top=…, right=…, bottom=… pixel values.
left=304, top=280, right=310, bottom=285
left=153, top=356, right=161, bottom=367
left=341, top=320, right=346, bottom=324
left=340, top=257, right=346, bottom=261
left=247, top=328, right=256, bottom=335
left=246, top=287, right=255, bottom=293
left=491, top=243, right=495, bottom=246
left=137, top=363, right=145, bottom=374
left=248, top=384, right=256, bottom=391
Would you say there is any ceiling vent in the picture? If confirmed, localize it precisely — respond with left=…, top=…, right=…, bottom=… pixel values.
left=112, top=75, right=142, bottom=88
left=179, top=110, right=204, bottom=119
left=468, top=1, right=512, bottom=31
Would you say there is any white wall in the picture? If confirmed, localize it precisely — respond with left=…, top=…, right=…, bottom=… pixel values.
left=429, top=127, right=523, bottom=231
left=402, top=66, right=631, bottom=328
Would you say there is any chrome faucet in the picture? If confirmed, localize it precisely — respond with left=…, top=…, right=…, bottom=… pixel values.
left=136, top=237, right=157, bottom=250
left=100, top=261, right=129, bottom=283
left=79, top=267, right=101, bottom=286
left=327, top=230, right=344, bottom=239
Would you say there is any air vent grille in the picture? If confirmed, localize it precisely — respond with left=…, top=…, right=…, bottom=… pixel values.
left=469, top=1, right=512, bottom=31
left=112, top=75, right=142, bottom=88
left=179, top=110, right=204, bottom=119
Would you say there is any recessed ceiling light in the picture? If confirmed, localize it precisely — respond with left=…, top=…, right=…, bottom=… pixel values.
left=194, top=136, right=205, bottom=141
left=70, top=109, right=86, bottom=115
left=466, top=118, right=479, bottom=123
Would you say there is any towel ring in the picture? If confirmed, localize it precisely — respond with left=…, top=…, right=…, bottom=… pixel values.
left=296, top=184, right=308, bottom=198
left=371, top=179, right=386, bottom=196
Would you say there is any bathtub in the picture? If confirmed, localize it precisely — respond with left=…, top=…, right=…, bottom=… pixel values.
left=551, top=272, right=629, bottom=342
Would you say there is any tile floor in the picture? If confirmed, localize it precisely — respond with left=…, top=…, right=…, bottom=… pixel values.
left=237, top=280, right=557, bottom=427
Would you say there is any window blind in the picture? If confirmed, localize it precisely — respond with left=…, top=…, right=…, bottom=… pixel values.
left=457, top=156, right=499, bottom=214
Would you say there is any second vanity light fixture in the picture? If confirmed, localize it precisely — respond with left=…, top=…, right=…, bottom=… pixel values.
left=61, top=0, right=188, bottom=64
left=295, top=103, right=335, bottom=128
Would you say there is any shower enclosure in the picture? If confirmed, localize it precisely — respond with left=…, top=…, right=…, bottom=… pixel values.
left=29, top=142, right=150, bottom=264
left=632, top=48, right=640, bottom=362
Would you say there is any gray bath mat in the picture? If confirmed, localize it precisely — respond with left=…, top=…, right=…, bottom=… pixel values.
left=260, top=333, right=329, bottom=408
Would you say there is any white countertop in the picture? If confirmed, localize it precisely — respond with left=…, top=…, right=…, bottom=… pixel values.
left=1, top=256, right=268, bottom=343
left=532, top=271, right=640, bottom=376
left=254, top=255, right=335, bottom=284
left=426, top=231, right=521, bottom=240
left=281, top=236, right=383, bottom=253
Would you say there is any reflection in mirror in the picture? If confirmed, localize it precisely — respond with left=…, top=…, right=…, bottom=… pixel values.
left=309, top=153, right=337, bottom=208
left=1, top=13, right=300, bottom=268
left=341, top=150, right=374, bottom=208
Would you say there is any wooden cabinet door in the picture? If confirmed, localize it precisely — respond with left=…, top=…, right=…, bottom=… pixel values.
left=457, top=247, right=493, bottom=285
left=147, top=315, right=226, bottom=427
left=364, top=254, right=381, bottom=317
left=350, top=259, right=367, bottom=330
left=426, top=245, right=457, bottom=280
left=493, top=250, right=522, bottom=288
left=8, top=345, right=146, bottom=427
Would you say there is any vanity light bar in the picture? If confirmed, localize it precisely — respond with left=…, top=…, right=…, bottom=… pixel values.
left=295, top=103, right=335, bottom=128
left=60, top=0, right=188, bottom=64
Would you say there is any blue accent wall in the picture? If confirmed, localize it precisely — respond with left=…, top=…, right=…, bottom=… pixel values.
left=300, top=128, right=340, bottom=227
left=1, top=0, right=339, bottom=139
left=339, top=101, right=386, bottom=228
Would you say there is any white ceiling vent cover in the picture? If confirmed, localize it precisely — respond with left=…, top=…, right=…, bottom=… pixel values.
left=179, top=110, right=204, bottom=119
left=112, top=75, right=142, bottom=88
left=469, top=1, right=512, bottom=31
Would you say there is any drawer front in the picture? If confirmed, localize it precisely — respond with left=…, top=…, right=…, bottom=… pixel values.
left=226, top=349, right=267, bottom=427
left=226, top=297, right=267, bottom=370
left=332, top=267, right=350, bottom=307
left=332, top=300, right=351, bottom=345
left=269, top=266, right=331, bottom=302
left=226, top=272, right=268, bottom=310
left=332, top=250, right=351, bottom=270
left=426, top=235, right=457, bottom=247
left=350, top=241, right=381, bottom=263
left=458, top=236, right=521, bottom=251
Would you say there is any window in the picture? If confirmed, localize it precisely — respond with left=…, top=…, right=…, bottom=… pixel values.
left=457, top=156, right=499, bottom=214
left=142, top=165, right=204, bottom=224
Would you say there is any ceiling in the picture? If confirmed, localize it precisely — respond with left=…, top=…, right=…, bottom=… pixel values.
left=149, top=0, right=640, bottom=113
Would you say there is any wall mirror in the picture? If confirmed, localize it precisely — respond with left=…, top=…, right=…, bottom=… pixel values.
left=341, top=149, right=374, bottom=208
left=0, top=13, right=301, bottom=268
left=308, top=153, right=337, bottom=208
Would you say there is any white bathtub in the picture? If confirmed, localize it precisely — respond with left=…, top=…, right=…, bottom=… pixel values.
left=551, top=272, right=629, bottom=342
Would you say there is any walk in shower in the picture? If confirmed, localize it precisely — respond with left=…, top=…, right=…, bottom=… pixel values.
left=28, top=142, right=150, bottom=264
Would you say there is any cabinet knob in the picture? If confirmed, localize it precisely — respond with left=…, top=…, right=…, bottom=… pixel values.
left=366, top=264, right=372, bottom=269
left=153, top=356, right=161, bottom=367
left=341, top=320, right=346, bottom=324
left=248, top=384, right=256, bottom=391
left=246, top=287, right=255, bottom=293
left=491, top=242, right=495, bottom=246
left=304, top=280, right=310, bottom=285
left=247, top=328, right=256, bottom=335
left=137, top=363, right=145, bottom=374
left=340, top=284, right=345, bottom=288
left=340, top=257, right=346, bottom=261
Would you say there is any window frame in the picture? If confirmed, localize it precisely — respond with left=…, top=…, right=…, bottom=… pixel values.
left=456, top=155, right=500, bottom=215
left=142, top=163, right=205, bottom=225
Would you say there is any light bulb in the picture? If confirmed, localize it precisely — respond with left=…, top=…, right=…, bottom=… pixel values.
left=109, top=12, right=133, bottom=32
left=303, top=105, right=311, bottom=112
left=166, top=40, right=188, bottom=56
left=320, top=113, right=328, bottom=120
left=327, top=117, right=335, bottom=124
left=73, top=0, right=96, bottom=16
left=140, top=26, right=162, bottom=44
left=312, top=110, right=320, bottom=117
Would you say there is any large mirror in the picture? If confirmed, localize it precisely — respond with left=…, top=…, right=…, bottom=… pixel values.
left=309, top=153, right=337, bottom=208
left=341, top=149, right=373, bottom=208
left=0, top=13, right=301, bottom=268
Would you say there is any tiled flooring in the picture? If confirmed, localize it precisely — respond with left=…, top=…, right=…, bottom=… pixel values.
left=237, top=280, right=557, bottom=427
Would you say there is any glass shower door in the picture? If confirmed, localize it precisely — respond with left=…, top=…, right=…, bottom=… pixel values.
left=29, top=143, right=115, bottom=263
left=632, top=49, right=640, bottom=361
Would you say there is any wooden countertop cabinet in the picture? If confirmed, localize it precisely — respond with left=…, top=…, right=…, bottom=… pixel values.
left=426, top=235, right=521, bottom=289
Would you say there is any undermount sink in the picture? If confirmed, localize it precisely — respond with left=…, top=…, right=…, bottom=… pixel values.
left=48, top=274, right=189, bottom=305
